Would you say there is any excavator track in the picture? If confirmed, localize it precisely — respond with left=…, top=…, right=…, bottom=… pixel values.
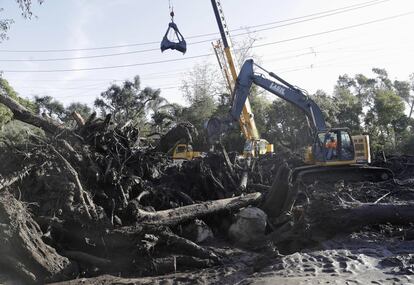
left=291, top=164, right=394, bottom=185
left=261, top=164, right=393, bottom=218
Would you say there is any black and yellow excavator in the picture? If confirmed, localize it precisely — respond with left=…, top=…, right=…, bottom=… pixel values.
left=207, top=59, right=393, bottom=183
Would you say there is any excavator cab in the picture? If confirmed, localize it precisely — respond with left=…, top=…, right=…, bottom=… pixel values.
left=243, top=139, right=274, bottom=157
left=305, top=128, right=356, bottom=166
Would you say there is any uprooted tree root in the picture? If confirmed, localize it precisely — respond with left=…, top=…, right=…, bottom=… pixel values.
left=0, top=90, right=276, bottom=283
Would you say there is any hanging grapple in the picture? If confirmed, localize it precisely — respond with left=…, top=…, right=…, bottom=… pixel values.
left=161, top=22, right=187, bottom=54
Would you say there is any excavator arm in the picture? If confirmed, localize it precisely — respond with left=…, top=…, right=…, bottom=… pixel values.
left=230, top=59, right=326, bottom=133
left=207, top=59, right=326, bottom=142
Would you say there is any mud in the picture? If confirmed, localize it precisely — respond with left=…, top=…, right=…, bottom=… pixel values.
left=47, top=230, right=414, bottom=285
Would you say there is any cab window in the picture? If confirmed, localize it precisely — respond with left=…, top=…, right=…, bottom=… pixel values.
left=176, top=145, right=186, bottom=153
left=339, top=131, right=354, bottom=160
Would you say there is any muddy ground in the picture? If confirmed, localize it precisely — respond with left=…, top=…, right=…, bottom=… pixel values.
left=47, top=230, right=414, bottom=285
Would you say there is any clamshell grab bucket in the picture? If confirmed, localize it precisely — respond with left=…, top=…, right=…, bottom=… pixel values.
left=161, top=22, right=187, bottom=54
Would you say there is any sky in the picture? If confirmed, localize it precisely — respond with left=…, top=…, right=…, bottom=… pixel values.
left=0, top=0, right=413, bottom=109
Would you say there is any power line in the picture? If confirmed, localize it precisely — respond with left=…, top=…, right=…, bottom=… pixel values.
left=2, top=10, right=412, bottom=73
left=252, top=11, right=414, bottom=49
left=15, top=43, right=414, bottom=97
left=230, top=0, right=392, bottom=36
left=1, top=38, right=372, bottom=81
left=2, top=53, right=213, bottom=73
left=0, top=0, right=390, bottom=62
left=12, top=42, right=413, bottom=89
left=0, top=0, right=389, bottom=54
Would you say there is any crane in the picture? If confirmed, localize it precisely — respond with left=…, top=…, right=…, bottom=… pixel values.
left=210, top=0, right=273, bottom=157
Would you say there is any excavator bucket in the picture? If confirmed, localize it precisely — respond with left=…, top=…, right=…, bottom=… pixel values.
left=160, top=22, right=187, bottom=54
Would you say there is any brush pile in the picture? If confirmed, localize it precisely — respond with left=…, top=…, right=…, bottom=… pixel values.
left=1, top=89, right=414, bottom=284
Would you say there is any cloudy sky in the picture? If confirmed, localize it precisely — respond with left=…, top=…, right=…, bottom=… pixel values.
left=0, top=0, right=413, bottom=108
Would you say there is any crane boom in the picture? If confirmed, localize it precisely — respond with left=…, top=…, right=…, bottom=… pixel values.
left=211, top=0, right=260, bottom=141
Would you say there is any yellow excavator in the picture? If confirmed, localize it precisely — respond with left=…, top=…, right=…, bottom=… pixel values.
left=207, top=59, right=393, bottom=183
left=172, top=143, right=203, bottom=160
left=210, top=0, right=273, bottom=158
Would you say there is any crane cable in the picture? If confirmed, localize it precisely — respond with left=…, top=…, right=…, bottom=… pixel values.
left=169, top=0, right=174, bottom=21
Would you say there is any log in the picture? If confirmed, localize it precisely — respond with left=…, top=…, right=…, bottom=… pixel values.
left=260, top=162, right=292, bottom=218
left=0, top=87, right=68, bottom=135
left=71, top=111, right=85, bottom=127
left=158, top=231, right=220, bottom=262
left=60, top=250, right=112, bottom=268
left=0, top=191, right=76, bottom=284
left=311, top=202, right=414, bottom=235
left=50, top=145, right=97, bottom=220
left=0, top=164, right=35, bottom=191
left=127, top=192, right=263, bottom=226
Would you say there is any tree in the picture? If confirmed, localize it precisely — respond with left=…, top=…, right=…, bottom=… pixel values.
left=395, top=74, right=414, bottom=120
left=332, top=83, right=363, bottom=133
left=179, top=63, right=222, bottom=144
left=34, top=95, right=65, bottom=121
left=265, top=99, right=310, bottom=151
left=0, top=1, right=44, bottom=42
left=249, top=93, right=271, bottom=136
left=333, top=68, right=410, bottom=153
left=366, top=89, right=406, bottom=149
left=0, top=78, right=34, bottom=126
left=95, top=76, right=164, bottom=126
left=65, top=102, right=92, bottom=121
left=181, top=63, right=221, bottom=107
left=311, top=90, right=338, bottom=129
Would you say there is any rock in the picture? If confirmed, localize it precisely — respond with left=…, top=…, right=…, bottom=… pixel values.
left=228, top=207, right=267, bottom=245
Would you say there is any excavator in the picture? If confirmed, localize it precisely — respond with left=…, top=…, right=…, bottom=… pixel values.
left=207, top=59, right=393, bottom=183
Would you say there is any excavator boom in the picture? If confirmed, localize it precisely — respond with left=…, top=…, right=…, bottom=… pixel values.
left=231, top=59, right=326, bottom=134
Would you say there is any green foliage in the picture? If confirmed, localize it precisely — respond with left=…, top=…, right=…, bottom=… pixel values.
left=311, top=90, right=339, bottom=129
left=265, top=99, right=310, bottom=151
left=0, top=1, right=44, bottom=42
left=402, top=133, right=414, bottom=155
left=34, top=95, right=65, bottom=120
left=149, top=106, right=176, bottom=133
left=249, top=93, right=271, bottom=135
left=333, top=86, right=362, bottom=133
left=0, top=120, right=44, bottom=147
left=95, top=75, right=165, bottom=126
left=177, top=63, right=224, bottom=148
left=0, top=78, right=35, bottom=126
left=65, top=102, right=92, bottom=121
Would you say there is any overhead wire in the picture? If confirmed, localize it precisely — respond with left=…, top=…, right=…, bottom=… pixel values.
left=2, top=9, right=412, bottom=73
left=2, top=35, right=383, bottom=82
left=0, top=0, right=389, bottom=55
left=15, top=41, right=414, bottom=97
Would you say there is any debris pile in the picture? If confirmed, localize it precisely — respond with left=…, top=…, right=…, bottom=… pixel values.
left=1, top=90, right=414, bottom=284
left=0, top=91, right=270, bottom=284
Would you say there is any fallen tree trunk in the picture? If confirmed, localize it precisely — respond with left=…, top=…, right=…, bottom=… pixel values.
left=260, top=162, right=292, bottom=218
left=0, top=87, right=68, bottom=135
left=0, top=191, right=76, bottom=284
left=127, top=192, right=263, bottom=226
left=311, top=202, right=414, bottom=235
left=270, top=201, right=414, bottom=244
left=0, top=164, right=35, bottom=191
